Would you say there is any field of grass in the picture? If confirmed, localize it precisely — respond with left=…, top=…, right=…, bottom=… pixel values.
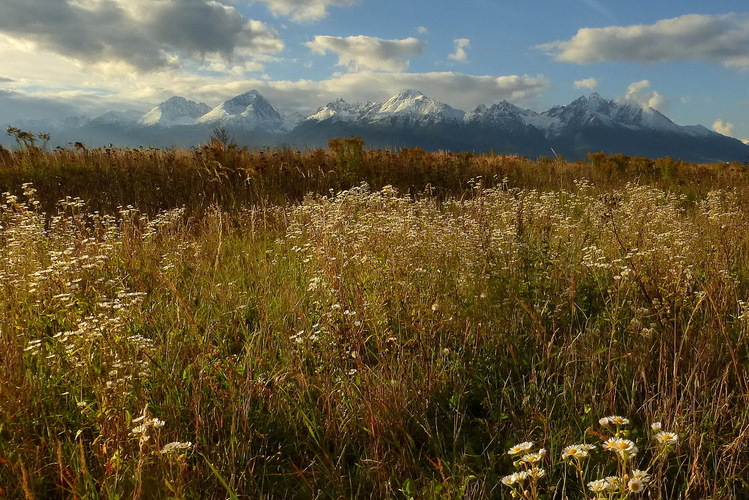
left=1, top=140, right=748, bottom=498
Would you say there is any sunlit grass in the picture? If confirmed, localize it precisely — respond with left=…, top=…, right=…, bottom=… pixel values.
left=0, top=144, right=748, bottom=498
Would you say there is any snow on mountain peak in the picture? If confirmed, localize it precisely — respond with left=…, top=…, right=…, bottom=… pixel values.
left=48, top=90, right=730, bottom=154
left=540, top=93, right=681, bottom=134
left=307, top=98, right=360, bottom=122
left=197, top=90, right=287, bottom=132
left=138, top=96, right=211, bottom=127
left=364, top=89, right=465, bottom=124
left=393, top=89, right=425, bottom=100
left=466, top=100, right=548, bottom=129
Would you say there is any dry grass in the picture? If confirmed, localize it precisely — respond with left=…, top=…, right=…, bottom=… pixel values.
left=0, top=143, right=748, bottom=498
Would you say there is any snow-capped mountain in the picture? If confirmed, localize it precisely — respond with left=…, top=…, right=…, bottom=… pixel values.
left=306, top=98, right=364, bottom=123
left=361, top=89, right=465, bottom=125
left=138, top=96, right=210, bottom=127
left=197, top=90, right=288, bottom=132
left=10, top=89, right=749, bottom=162
left=465, top=101, right=541, bottom=129
left=463, top=93, right=684, bottom=138
left=540, top=93, right=681, bottom=136
left=307, top=90, right=465, bottom=127
left=297, top=90, right=748, bottom=162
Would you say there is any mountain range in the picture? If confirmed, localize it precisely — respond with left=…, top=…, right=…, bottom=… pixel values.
left=4, top=89, right=749, bottom=163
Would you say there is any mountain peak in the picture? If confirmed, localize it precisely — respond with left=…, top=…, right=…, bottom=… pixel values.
left=395, top=89, right=425, bottom=99
left=572, top=93, right=611, bottom=111
left=197, top=90, right=286, bottom=132
left=163, top=96, right=190, bottom=105
left=226, top=90, right=268, bottom=107
left=306, top=98, right=360, bottom=123
left=138, top=96, right=210, bottom=127
left=372, top=90, right=464, bottom=124
left=465, top=100, right=540, bottom=128
left=30, top=89, right=749, bottom=163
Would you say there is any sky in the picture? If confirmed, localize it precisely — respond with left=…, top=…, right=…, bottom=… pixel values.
left=0, top=0, right=748, bottom=142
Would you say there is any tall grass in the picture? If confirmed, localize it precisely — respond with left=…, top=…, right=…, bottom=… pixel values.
left=1, top=141, right=748, bottom=214
left=0, top=143, right=748, bottom=498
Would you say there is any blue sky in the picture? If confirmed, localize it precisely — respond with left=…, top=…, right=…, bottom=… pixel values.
left=0, top=0, right=747, bottom=141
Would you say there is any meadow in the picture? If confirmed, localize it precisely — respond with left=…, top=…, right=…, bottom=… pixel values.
left=1, top=136, right=748, bottom=498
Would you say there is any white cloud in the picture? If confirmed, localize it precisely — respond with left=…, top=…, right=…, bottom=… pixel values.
left=538, top=13, right=749, bottom=67
left=320, top=72, right=551, bottom=109
left=573, top=77, right=598, bottom=89
left=448, top=38, right=471, bottom=63
left=69, top=71, right=551, bottom=118
left=218, top=72, right=551, bottom=115
left=0, top=20, right=550, bottom=124
left=417, top=26, right=429, bottom=35
left=0, top=0, right=283, bottom=72
left=712, top=119, right=734, bottom=136
left=619, top=80, right=667, bottom=112
left=254, top=0, right=358, bottom=22
left=306, top=36, right=425, bottom=72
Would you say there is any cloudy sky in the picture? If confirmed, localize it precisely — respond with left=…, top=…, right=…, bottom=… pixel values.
left=1, top=0, right=748, bottom=141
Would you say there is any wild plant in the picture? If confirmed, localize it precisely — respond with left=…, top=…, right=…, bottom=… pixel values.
left=1, top=170, right=748, bottom=498
left=502, top=416, right=680, bottom=499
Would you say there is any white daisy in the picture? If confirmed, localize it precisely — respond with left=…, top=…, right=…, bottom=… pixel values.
left=588, top=479, right=610, bottom=493
left=520, top=451, right=545, bottom=465
left=606, top=415, right=630, bottom=426
left=603, top=437, right=638, bottom=458
left=507, top=441, right=534, bottom=455
left=655, top=431, right=678, bottom=446
left=628, top=477, right=646, bottom=493
left=631, top=469, right=651, bottom=482
left=562, top=444, right=590, bottom=460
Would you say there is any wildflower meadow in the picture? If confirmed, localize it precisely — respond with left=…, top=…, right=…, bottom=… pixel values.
left=1, top=137, right=748, bottom=498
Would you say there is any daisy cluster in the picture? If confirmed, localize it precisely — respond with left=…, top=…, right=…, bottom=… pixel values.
left=584, top=416, right=679, bottom=498
left=502, top=416, right=680, bottom=499
left=501, top=441, right=548, bottom=499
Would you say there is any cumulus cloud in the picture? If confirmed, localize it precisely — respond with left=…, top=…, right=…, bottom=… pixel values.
left=1, top=55, right=551, bottom=124
left=254, top=0, right=358, bottom=22
left=226, top=72, right=552, bottom=115
left=144, top=71, right=552, bottom=117
left=448, top=38, right=471, bottom=63
left=538, top=13, right=749, bottom=67
left=712, top=119, right=734, bottom=136
left=0, top=0, right=283, bottom=72
left=417, top=26, right=429, bottom=35
left=323, top=72, right=551, bottom=108
left=573, top=77, right=598, bottom=89
left=306, top=35, right=425, bottom=72
left=618, top=80, right=667, bottom=112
